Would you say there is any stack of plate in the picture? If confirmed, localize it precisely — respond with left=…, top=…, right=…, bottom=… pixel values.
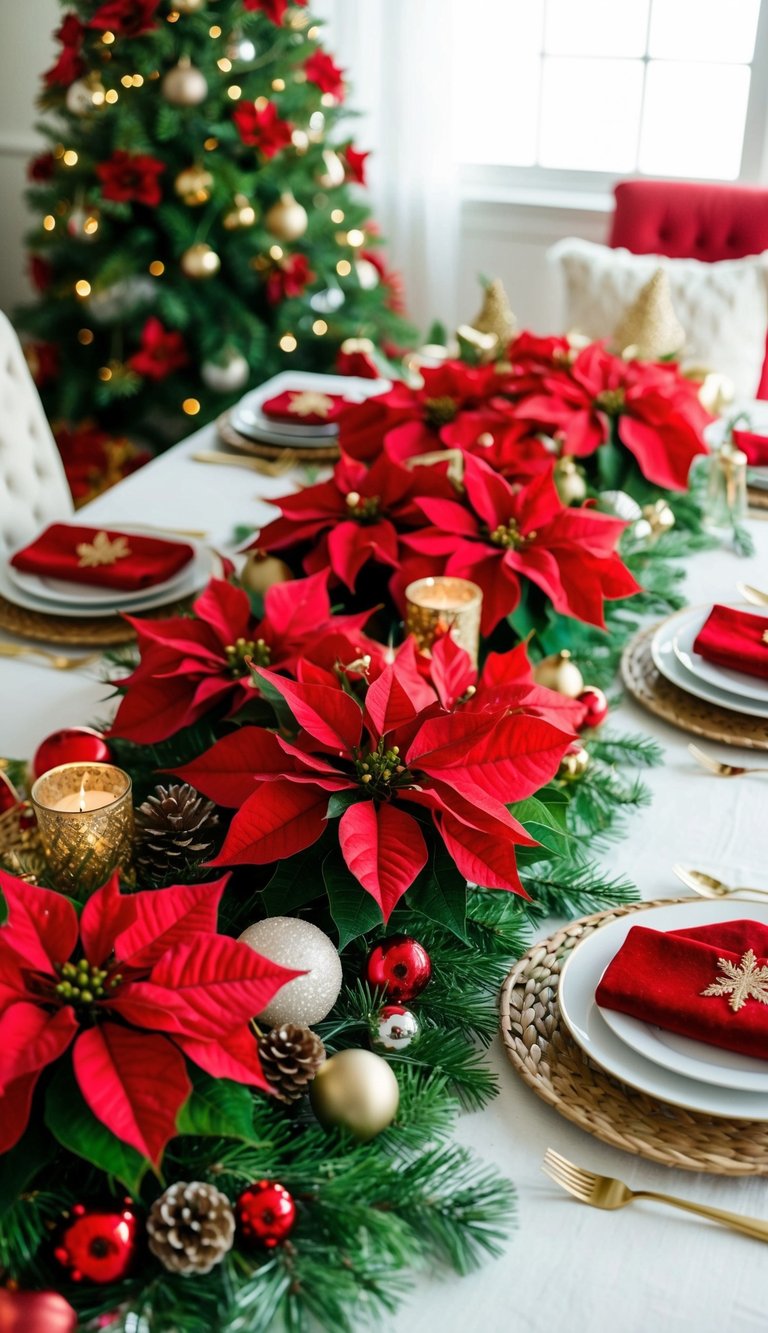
left=228, top=370, right=389, bottom=454
left=1, top=532, right=213, bottom=622
left=559, top=899, right=768, bottom=1119
left=651, top=603, right=768, bottom=721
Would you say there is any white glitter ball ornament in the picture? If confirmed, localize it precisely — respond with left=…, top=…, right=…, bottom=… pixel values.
left=238, top=917, right=342, bottom=1026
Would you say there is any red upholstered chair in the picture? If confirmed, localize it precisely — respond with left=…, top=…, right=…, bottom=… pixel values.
left=608, top=179, right=768, bottom=397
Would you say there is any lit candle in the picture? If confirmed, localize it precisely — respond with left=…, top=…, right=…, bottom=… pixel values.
left=405, top=576, right=483, bottom=666
left=51, top=775, right=117, bottom=813
left=31, top=762, right=134, bottom=896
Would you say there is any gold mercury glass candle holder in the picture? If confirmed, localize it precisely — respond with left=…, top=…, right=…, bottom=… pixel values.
left=405, top=576, right=483, bottom=667
left=31, top=762, right=134, bottom=896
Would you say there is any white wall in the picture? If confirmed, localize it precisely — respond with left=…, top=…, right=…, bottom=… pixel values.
left=0, top=2, right=59, bottom=313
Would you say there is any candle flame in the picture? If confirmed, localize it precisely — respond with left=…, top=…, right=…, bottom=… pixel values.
left=78, top=775, right=87, bottom=813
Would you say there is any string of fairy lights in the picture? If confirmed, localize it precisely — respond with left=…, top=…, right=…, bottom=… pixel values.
left=38, top=3, right=375, bottom=416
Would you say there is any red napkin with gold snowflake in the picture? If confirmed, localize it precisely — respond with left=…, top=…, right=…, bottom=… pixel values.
left=732, top=428, right=768, bottom=466
left=693, top=603, right=768, bottom=681
left=261, top=388, right=347, bottom=426
left=11, top=524, right=194, bottom=591
left=596, top=920, right=768, bottom=1060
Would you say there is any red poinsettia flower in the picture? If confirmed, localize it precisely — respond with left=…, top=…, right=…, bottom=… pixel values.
left=88, top=0, right=159, bottom=36
left=110, top=571, right=379, bottom=744
left=175, top=639, right=575, bottom=918
left=516, top=342, right=711, bottom=491
left=243, top=0, right=304, bottom=20
left=256, top=445, right=455, bottom=592
left=128, top=317, right=188, bottom=381
left=266, top=254, right=315, bottom=304
left=422, top=633, right=587, bottom=732
left=305, top=51, right=345, bottom=99
left=233, top=101, right=293, bottom=157
left=28, top=152, right=56, bottom=182
left=0, top=872, right=298, bottom=1163
left=344, top=144, right=370, bottom=185
left=399, top=454, right=639, bottom=634
left=44, top=13, right=85, bottom=88
left=53, top=422, right=150, bottom=505
left=439, top=410, right=552, bottom=482
left=96, top=151, right=165, bottom=207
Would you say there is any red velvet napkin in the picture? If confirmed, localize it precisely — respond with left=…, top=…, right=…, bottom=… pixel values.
left=692, top=603, right=768, bottom=681
left=596, top=920, right=768, bottom=1060
left=732, top=428, right=768, bottom=467
left=11, top=524, right=194, bottom=591
left=261, top=388, right=347, bottom=425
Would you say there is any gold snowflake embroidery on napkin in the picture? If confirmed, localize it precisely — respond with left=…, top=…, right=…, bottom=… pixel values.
left=701, top=949, right=768, bottom=1012
left=287, top=391, right=335, bottom=418
left=76, top=531, right=132, bottom=569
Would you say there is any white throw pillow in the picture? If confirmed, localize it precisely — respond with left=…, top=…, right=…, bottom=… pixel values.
left=549, top=237, right=768, bottom=398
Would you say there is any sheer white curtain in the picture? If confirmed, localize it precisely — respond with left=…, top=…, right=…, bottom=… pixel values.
left=312, top=0, right=460, bottom=334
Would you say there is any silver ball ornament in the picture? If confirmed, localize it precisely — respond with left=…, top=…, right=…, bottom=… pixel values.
left=238, top=917, right=342, bottom=1026
left=201, top=351, right=250, bottom=393
left=162, top=59, right=208, bottom=107
left=369, top=1004, right=421, bottom=1053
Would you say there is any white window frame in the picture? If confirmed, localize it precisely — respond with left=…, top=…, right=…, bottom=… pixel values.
left=458, top=0, right=768, bottom=206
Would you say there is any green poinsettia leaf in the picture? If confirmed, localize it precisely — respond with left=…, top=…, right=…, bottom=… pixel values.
left=323, top=850, right=383, bottom=951
left=407, top=842, right=468, bottom=943
left=509, top=793, right=571, bottom=858
left=45, top=1061, right=148, bottom=1194
left=326, top=789, right=364, bottom=821
left=261, top=844, right=325, bottom=915
left=175, top=1067, right=256, bottom=1141
left=252, top=670, right=298, bottom=733
left=0, top=1120, right=54, bottom=1215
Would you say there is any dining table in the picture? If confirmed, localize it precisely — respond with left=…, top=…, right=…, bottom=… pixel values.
left=2, top=418, right=768, bottom=1333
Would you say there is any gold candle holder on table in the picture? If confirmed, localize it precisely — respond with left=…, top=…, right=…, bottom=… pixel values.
left=405, top=576, right=483, bottom=667
left=31, top=762, right=133, bottom=895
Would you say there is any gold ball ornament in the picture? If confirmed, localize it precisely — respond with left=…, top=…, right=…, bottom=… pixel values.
left=265, top=192, right=308, bottom=241
left=175, top=164, right=213, bottom=206
left=553, top=455, right=587, bottom=506
left=240, top=551, right=293, bottom=595
left=634, top=498, right=675, bottom=543
left=172, top=0, right=205, bottom=10
left=223, top=194, right=257, bottom=230
left=310, top=1049, right=400, bottom=1141
left=532, top=649, right=584, bottom=698
left=316, top=149, right=345, bottom=189
left=238, top=916, right=342, bottom=1027
left=161, top=58, right=208, bottom=107
left=558, top=742, right=591, bottom=782
left=180, top=243, right=220, bottom=279
left=67, top=207, right=100, bottom=242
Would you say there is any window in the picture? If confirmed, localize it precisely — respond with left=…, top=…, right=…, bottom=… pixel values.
left=453, top=0, right=768, bottom=185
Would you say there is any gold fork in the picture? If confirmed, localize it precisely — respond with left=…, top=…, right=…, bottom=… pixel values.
left=688, top=742, right=768, bottom=778
left=0, top=644, right=103, bottom=672
left=542, top=1149, right=768, bottom=1242
left=191, top=449, right=299, bottom=477
left=738, top=582, right=768, bottom=608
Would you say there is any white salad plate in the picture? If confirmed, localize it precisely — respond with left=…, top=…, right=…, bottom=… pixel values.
left=651, top=607, right=768, bottom=718
left=671, top=604, right=768, bottom=704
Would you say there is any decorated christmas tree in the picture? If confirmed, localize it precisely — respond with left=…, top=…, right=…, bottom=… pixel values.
left=16, top=0, right=409, bottom=496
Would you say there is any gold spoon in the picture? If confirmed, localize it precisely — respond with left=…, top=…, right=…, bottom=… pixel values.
left=673, top=864, right=768, bottom=899
left=688, top=742, right=768, bottom=778
left=0, top=644, right=103, bottom=672
left=737, top=582, right=768, bottom=608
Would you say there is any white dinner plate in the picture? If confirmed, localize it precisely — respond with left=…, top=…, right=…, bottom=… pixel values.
left=671, top=604, right=768, bottom=705
left=7, top=548, right=194, bottom=609
left=602, top=1006, right=768, bottom=1093
left=231, top=370, right=390, bottom=447
left=558, top=899, right=768, bottom=1119
left=651, top=608, right=768, bottom=718
left=0, top=543, right=213, bottom=619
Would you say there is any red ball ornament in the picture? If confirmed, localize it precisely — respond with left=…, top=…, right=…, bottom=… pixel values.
left=365, top=935, right=432, bottom=1002
left=53, top=1201, right=138, bottom=1283
left=236, top=1181, right=296, bottom=1248
left=0, top=1289, right=77, bottom=1333
left=33, top=727, right=111, bottom=779
left=577, top=686, right=609, bottom=730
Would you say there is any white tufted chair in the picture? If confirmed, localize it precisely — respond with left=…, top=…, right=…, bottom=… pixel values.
left=0, top=309, right=72, bottom=559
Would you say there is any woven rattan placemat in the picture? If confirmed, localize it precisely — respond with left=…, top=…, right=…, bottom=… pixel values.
left=748, top=486, right=768, bottom=512
left=0, top=595, right=136, bottom=646
left=217, top=410, right=340, bottom=464
left=500, top=899, right=768, bottom=1176
left=621, top=624, right=768, bottom=751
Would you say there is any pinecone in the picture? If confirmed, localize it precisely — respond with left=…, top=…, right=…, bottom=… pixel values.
left=259, top=1023, right=326, bottom=1104
left=147, top=1181, right=235, bottom=1275
left=133, top=782, right=219, bottom=882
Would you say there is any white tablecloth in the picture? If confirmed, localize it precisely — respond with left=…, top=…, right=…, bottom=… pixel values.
left=3, top=424, right=768, bottom=1333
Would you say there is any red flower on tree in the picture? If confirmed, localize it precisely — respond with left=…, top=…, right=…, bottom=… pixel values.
left=0, top=872, right=298, bottom=1163
left=44, top=13, right=85, bottom=88
left=128, top=317, right=188, bottom=382
left=233, top=101, right=293, bottom=157
left=305, top=51, right=345, bottom=100
left=243, top=0, right=304, bottom=20
left=344, top=144, right=370, bottom=185
left=30, top=256, right=52, bottom=293
left=515, top=341, right=711, bottom=491
left=28, top=152, right=56, bottom=182
left=399, top=454, right=639, bottom=634
left=175, top=639, right=575, bottom=918
left=110, top=571, right=380, bottom=744
left=266, top=254, right=315, bottom=304
left=87, top=0, right=159, bottom=36
left=96, top=151, right=165, bottom=207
